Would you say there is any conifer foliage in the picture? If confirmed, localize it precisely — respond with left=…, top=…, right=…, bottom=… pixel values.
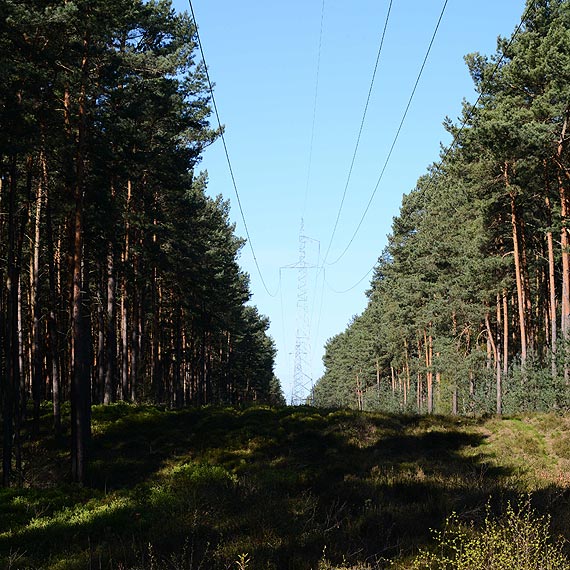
left=314, top=0, right=570, bottom=415
left=0, top=0, right=280, bottom=485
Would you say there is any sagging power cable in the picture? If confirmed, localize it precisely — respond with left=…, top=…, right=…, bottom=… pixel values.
left=188, top=0, right=279, bottom=297
left=322, top=0, right=395, bottom=266
left=327, top=0, right=449, bottom=266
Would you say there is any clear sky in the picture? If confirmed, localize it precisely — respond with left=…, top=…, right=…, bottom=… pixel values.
left=171, top=0, right=527, bottom=402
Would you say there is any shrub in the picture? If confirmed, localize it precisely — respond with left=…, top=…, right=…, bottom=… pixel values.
left=410, top=500, right=569, bottom=570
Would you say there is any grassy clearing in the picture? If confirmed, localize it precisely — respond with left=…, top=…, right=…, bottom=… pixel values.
left=1, top=406, right=570, bottom=569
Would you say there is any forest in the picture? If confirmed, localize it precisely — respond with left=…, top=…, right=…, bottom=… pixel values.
left=0, top=0, right=283, bottom=487
left=314, top=0, right=570, bottom=417
left=4, top=0, right=570, bottom=569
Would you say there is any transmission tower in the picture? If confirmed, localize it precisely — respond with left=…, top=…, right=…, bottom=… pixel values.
left=290, top=220, right=318, bottom=406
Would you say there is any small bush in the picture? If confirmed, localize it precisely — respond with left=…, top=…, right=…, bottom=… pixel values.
left=552, top=432, right=570, bottom=460
left=410, top=500, right=569, bottom=569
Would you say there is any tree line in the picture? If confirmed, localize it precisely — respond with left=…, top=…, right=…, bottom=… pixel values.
left=0, top=0, right=283, bottom=486
left=314, top=0, right=570, bottom=415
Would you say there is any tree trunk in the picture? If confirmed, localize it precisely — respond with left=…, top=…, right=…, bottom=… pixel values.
left=3, top=157, right=19, bottom=486
left=506, top=164, right=528, bottom=365
left=486, top=309, right=501, bottom=415
left=556, top=114, right=570, bottom=383
left=104, top=243, right=116, bottom=404
left=404, top=339, right=411, bottom=408
left=174, top=305, right=183, bottom=408
left=30, top=168, right=44, bottom=435
left=97, top=299, right=105, bottom=403
left=120, top=180, right=132, bottom=401
left=120, top=289, right=128, bottom=400
left=130, top=289, right=140, bottom=402
left=545, top=195, right=558, bottom=378
left=519, top=215, right=534, bottom=353
left=70, top=32, right=92, bottom=484
left=416, top=337, right=422, bottom=413
left=424, top=329, right=433, bottom=414
left=45, top=178, right=61, bottom=435
left=500, top=291, right=507, bottom=376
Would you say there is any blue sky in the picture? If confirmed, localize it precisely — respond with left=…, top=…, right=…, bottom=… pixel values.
left=171, top=0, right=527, bottom=401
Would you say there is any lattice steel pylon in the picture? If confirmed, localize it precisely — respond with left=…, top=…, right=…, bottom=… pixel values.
left=290, top=219, right=318, bottom=406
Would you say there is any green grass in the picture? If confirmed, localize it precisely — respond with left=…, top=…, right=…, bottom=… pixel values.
left=1, top=406, right=570, bottom=569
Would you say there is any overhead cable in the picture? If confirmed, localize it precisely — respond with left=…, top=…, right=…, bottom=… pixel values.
left=188, top=0, right=279, bottom=297
left=324, top=0, right=537, bottom=295
left=325, top=265, right=375, bottom=294
left=327, top=0, right=449, bottom=266
left=321, top=0, right=394, bottom=265
left=303, top=0, right=327, bottom=216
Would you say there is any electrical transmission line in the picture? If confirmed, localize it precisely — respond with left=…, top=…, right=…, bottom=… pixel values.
left=325, top=265, right=375, bottom=294
left=323, top=0, right=537, bottom=296
left=187, top=0, right=278, bottom=297
left=308, top=0, right=394, bottom=347
left=303, top=0, right=327, bottom=217
left=327, top=0, right=449, bottom=266
left=321, top=0, right=394, bottom=266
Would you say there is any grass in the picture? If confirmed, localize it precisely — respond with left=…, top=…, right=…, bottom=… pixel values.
left=1, top=406, right=570, bottom=569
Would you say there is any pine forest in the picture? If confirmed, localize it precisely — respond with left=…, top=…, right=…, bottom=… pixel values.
left=314, top=0, right=570, bottom=417
left=5, top=1, right=570, bottom=569
left=0, top=0, right=282, bottom=487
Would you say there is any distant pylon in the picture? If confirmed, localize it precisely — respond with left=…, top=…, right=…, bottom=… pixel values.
left=290, top=219, right=316, bottom=406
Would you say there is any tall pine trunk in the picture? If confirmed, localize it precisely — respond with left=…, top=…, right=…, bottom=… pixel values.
left=545, top=193, right=557, bottom=379
left=70, top=32, right=91, bottom=484
left=506, top=163, right=528, bottom=366
left=3, top=157, right=19, bottom=486
left=490, top=305, right=502, bottom=415
left=30, top=164, right=44, bottom=435
left=556, top=114, right=570, bottom=382
left=104, top=243, right=116, bottom=404
left=45, top=178, right=61, bottom=435
left=502, top=291, right=509, bottom=376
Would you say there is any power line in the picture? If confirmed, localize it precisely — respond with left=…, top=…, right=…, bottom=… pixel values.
left=317, top=0, right=447, bottom=296
left=434, top=0, right=537, bottom=173
left=323, top=0, right=537, bottom=296
left=303, top=0, right=327, bottom=217
left=278, top=269, right=288, bottom=353
left=310, top=267, right=327, bottom=372
left=188, top=0, right=279, bottom=298
left=325, top=265, right=375, bottom=294
left=327, top=0, right=449, bottom=266
left=322, top=0, right=394, bottom=265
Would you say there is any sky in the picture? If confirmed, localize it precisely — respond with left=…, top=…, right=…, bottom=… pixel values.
left=171, top=0, right=527, bottom=402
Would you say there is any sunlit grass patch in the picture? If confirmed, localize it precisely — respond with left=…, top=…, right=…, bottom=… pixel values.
left=552, top=432, right=570, bottom=458
left=169, top=462, right=237, bottom=486
left=476, top=415, right=570, bottom=491
left=25, top=495, right=132, bottom=532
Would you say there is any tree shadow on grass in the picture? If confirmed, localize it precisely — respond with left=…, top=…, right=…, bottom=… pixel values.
left=86, top=406, right=550, bottom=569
left=5, top=406, right=570, bottom=570
left=205, top=409, right=523, bottom=569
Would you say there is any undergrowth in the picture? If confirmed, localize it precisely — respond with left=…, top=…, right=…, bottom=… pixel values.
left=409, top=499, right=570, bottom=570
left=1, top=405, right=570, bottom=569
